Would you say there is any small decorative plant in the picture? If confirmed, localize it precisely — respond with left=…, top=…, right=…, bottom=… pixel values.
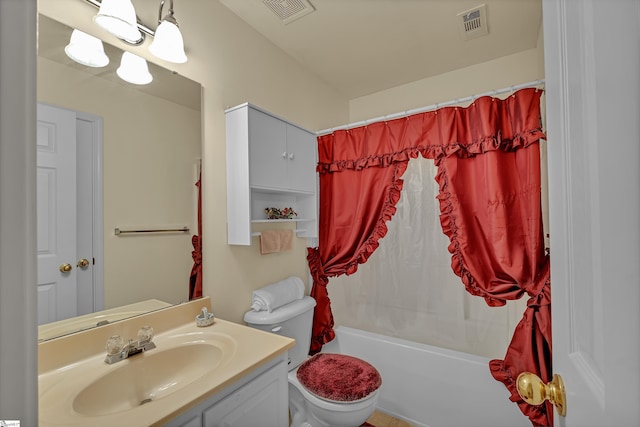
left=265, top=207, right=297, bottom=219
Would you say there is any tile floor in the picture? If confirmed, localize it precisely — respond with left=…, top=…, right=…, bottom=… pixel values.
left=366, top=410, right=414, bottom=427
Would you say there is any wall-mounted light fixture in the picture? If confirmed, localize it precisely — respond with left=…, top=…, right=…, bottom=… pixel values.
left=148, top=0, right=187, bottom=64
left=64, top=0, right=188, bottom=85
left=93, top=0, right=143, bottom=45
left=86, top=0, right=187, bottom=63
left=64, top=29, right=110, bottom=68
left=116, top=51, right=153, bottom=85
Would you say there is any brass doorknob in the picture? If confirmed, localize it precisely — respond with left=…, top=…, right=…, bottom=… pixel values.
left=59, top=263, right=72, bottom=273
left=77, top=258, right=90, bottom=269
left=516, top=372, right=567, bottom=417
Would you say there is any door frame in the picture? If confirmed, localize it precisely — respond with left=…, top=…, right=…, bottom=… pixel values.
left=76, top=110, right=104, bottom=314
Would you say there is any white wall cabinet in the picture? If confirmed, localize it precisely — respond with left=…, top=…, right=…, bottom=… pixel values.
left=165, top=356, right=289, bottom=427
left=226, top=103, right=318, bottom=245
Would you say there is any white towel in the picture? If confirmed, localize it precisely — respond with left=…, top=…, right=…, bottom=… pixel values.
left=251, top=276, right=305, bottom=312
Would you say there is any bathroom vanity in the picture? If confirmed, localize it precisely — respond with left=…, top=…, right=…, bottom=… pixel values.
left=37, top=297, right=294, bottom=427
left=165, top=355, right=288, bottom=427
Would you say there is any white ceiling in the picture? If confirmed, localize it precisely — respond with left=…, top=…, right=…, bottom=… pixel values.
left=217, top=0, right=543, bottom=99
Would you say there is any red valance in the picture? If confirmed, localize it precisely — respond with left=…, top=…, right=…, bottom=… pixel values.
left=316, top=88, right=545, bottom=172
left=307, top=88, right=551, bottom=426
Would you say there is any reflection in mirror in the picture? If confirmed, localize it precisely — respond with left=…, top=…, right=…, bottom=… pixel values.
left=36, top=14, right=202, bottom=341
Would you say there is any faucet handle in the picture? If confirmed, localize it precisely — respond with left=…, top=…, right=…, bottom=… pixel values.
left=105, top=335, right=125, bottom=355
left=137, top=326, right=154, bottom=343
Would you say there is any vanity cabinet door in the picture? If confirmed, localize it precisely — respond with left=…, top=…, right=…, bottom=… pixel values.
left=176, top=414, right=201, bottom=427
left=202, top=360, right=288, bottom=427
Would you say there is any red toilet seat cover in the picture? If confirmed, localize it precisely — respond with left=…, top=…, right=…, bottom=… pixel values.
left=296, top=353, right=382, bottom=402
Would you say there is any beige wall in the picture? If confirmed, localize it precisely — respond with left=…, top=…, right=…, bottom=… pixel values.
left=38, top=56, right=201, bottom=308
left=38, top=0, right=350, bottom=324
left=349, top=46, right=544, bottom=122
left=38, top=0, right=544, bottom=328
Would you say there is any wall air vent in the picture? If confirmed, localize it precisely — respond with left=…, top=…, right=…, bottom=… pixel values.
left=457, top=4, right=489, bottom=40
left=262, top=0, right=315, bottom=25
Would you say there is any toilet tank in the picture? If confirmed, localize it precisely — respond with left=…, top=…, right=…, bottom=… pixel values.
left=244, top=296, right=316, bottom=370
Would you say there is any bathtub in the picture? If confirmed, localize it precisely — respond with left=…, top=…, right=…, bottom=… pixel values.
left=321, top=326, right=531, bottom=427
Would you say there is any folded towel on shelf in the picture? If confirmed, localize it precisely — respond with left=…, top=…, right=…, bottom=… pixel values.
left=259, top=229, right=293, bottom=254
left=251, top=276, right=305, bottom=312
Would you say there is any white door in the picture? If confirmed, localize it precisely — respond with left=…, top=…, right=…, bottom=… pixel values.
left=543, top=0, right=640, bottom=426
left=36, top=103, right=77, bottom=324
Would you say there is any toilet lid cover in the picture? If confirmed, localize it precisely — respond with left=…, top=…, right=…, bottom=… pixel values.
left=296, top=353, right=382, bottom=402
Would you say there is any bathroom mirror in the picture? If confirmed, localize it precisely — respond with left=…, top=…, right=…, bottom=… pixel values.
left=36, top=14, right=202, bottom=341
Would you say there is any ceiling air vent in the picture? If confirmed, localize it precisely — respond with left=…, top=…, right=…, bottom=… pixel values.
left=457, top=4, right=489, bottom=40
left=262, top=0, right=316, bottom=25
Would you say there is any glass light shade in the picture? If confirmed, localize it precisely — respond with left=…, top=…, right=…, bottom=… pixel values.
left=64, top=29, right=109, bottom=68
left=116, top=51, right=153, bottom=85
left=148, top=20, right=187, bottom=63
left=93, top=0, right=142, bottom=44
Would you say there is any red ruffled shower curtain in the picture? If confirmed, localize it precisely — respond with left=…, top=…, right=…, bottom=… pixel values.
left=307, top=88, right=552, bottom=426
left=189, top=171, right=202, bottom=300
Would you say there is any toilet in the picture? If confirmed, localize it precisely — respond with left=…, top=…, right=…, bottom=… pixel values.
left=244, top=296, right=381, bottom=427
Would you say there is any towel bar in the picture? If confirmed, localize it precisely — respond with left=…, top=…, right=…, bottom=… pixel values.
left=252, top=229, right=307, bottom=237
left=115, top=227, right=190, bottom=235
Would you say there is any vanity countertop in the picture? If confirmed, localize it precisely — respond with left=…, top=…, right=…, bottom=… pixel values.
left=38, top=297, right=295, bottom=427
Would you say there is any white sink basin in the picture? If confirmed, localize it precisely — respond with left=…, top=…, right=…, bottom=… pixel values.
left=39, top=328, right=237, bottom=425
left=38, top=301, right=295, bottom=427
left=73, top=342, right=223, bottom=416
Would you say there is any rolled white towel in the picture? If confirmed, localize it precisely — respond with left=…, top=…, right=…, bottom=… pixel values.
left=251, top=276, right=305, bottom=312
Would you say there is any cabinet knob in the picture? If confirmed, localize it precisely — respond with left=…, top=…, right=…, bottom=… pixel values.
left=281, top=152, right=287, bottom=159
left=288, top=153, right=295, bottom=160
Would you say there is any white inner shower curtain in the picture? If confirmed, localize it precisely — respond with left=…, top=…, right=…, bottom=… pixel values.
left=328, top=156, right=527, bottom=359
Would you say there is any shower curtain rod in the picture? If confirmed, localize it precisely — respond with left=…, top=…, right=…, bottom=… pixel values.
left=315, top=79, right=545, bottom=136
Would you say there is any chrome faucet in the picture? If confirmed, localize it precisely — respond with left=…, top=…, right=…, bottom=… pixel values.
left=104, top=326, right=156, bottom=364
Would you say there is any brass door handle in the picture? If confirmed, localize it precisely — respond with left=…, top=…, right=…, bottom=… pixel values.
left=517, top=372, right=567, bottom=417
left=59, top=263, right=72, bottom=273
left=77, top=258, right=90, bottom=269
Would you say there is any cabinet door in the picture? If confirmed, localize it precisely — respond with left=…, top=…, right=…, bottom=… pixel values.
left=202, top=361, right=288, bottom=427
left=248, top=107, right=287, bottom=190
left=177, top=414, right=201, bottom=427
left=286, top=124, right=317, bottom=193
